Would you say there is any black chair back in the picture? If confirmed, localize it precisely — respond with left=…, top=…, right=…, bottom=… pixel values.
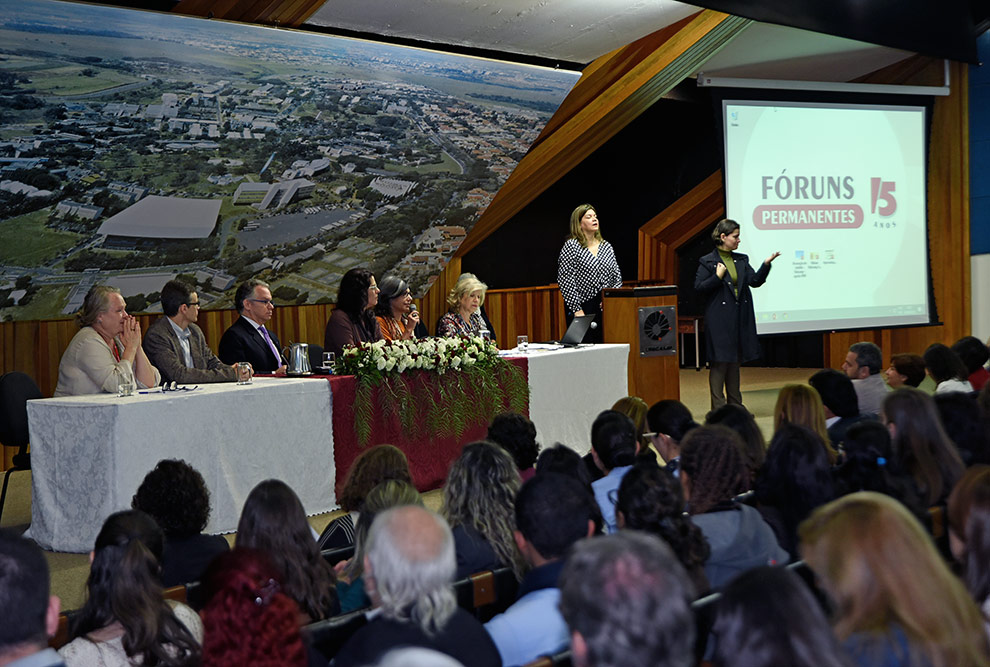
left=304, top=608, right=369, bottom=660
left=0, top=371, right=42, bottom=452
left=308, top=343, right=325, bottom=371
left=321, top=545, right=356, bottom=567
left=452, top=566, right=518, bottom=622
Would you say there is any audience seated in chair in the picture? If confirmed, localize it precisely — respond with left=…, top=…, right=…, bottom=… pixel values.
left=487, top=413, right=541, bottom=483
left=934, top=391, right=990, bottom=466
left=947, top=466, right=990, bottom=621
left=885, top=353, right=928, bottom=390
left=644, top=399, right=699, bottom=477
left=588, top=410, right=639, bottom=534
left=924, top=343, right=974, bottom=395
left=809, top=368, right=871, bottom=451
left=536, top=444, right=595, bottom=497
left=704, top=404, right=766, bottom=487
left=772, top=384, right=838, bottom=464
left=0, top=529, right=63, bottom=667
left=841, top=341, right=889, bottom=417
left=952, top=335, right=990, bottom=392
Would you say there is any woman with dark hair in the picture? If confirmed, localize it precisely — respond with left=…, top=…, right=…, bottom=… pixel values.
left=712, top=567, right=853, bottom=667
left=953, top=336, right=990, bottom=391
left=318, top=444, right=412, bottom=550
left=643, top=399, right=698, bottom=476
left=924, top=342, right=973, bottom=394
left=59, top=510, right=202, bottom=666
left=324, top=267, right=383, bottom=357
left=754, top=423, right=836, bottom=559
left=772, top=384, right=838, bottom=464
left=948, top=466, right=990, bottom=624
left=442, top=441, right=524, bottom=579
left=694, top=218, right=779, bottom=410
left=885, top=353, right=928, bottom=389
left=374, top=275, right=424, bottom=342
left=705, top=403, right=766, bottom=486
left=236, top=479, right=340, bottom=622
left=200, top=548, right=308, bottom=667
left=883, top=388, right=965, bottom=506
left=615, top=460, right=711, bottom=594
left=487, top=412, right=540, bottom=482
left=131, top=458, right=229, bottom=588
left=557, top=204, right=622, bottom=344
left=679, top=425, right=788, bottom=589
left=536, top=443, right=595, bottom=493
left=935, top=392, right=990, bottom=466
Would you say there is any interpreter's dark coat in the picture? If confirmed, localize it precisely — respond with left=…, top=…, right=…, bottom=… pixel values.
left=694, top=249, right=772, bottom=364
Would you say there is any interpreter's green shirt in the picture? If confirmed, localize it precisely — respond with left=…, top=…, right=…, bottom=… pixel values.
left=717, top=249, right=738, bottom=298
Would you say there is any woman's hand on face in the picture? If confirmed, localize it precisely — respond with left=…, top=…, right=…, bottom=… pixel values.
left=715, top=262, right=727, bottom=279
left=764, top=251, right=781, bottom=265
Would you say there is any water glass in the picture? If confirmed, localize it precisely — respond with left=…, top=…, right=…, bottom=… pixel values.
left=323, top=352, right=335, bottom=373
left=116, top=377, right=135, bottom=397
left=236, top=362, right=253, bottom=385
left=517, top=335, right=529, bottom=354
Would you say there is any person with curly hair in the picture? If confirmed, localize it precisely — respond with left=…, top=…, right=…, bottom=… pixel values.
left=59, top=510, right=202, bottom=667
left=324, top=267, right=383, bottom=357
left=442, top=441, right=524, bottom=579
left=132, top=459, right=229, bottom=587
left=616, top=460, right=711, bottom=594
left=200, top=548, right=308, bottom=667
left=679, top=425, right=788, bottom=589
left=487, top=412, right=540, bottom=482
left=319, top=444, right=413, bottom=550
left=704, top=403, right=766, bottom=487
left=236, top=479, right=339, bottom=622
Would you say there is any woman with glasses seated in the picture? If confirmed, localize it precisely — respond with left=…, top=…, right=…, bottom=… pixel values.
left=325, top=267, right=383, bottom=357
left=375, top=275, right=425, bottom=342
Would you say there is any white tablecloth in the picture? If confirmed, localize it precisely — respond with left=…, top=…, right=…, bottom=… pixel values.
left=27, top=378, right=334, bottom=553
left=526, top=344, right=630, bottom=455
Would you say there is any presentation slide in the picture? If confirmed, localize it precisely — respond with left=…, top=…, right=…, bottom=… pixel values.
left=723, top=100, right=930, bottom=335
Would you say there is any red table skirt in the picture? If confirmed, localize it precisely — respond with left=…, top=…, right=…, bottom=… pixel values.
left=327, top=357, right=528, bottom=495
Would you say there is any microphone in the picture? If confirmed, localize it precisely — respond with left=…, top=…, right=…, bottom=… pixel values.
left=590, top=321, right=598, bottom=329
left=410, top=303, right=417, bottom=313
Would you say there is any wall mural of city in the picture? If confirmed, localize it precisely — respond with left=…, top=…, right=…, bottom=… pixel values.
left=0, top=0, right=580, bottom=320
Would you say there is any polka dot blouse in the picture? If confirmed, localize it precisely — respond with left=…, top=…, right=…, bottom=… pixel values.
left=557, top=238, right=622, bottom=313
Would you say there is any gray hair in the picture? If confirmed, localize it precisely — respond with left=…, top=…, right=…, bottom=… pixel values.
left=849, top=341, right=882, bottom=375
left=76, top=285, right=121, bottom=328
left=375, top=648, right=465, bottom=667
left=366, top=506, right=456, bottom=636
left=446, top=273, right=487, bottom=310
left=234, top=279, right=269, bottom=314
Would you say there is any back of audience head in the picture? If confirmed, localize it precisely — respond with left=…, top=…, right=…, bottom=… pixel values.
left=341, top=479, right=424, bottom=582
left=679, top=425, right=748, bottom=514
left=487, top=412, right=540, bottom=473
left=773, top=384, right=837, bottom=464
left=934, top=391, right=990, bottom=466
left=952, top=336, right=990, bottom=377
left=515, top=473, right=598, bottom=564
left=612, top=396, right=650, bottom=450
left=559, top=531, right=695, bottom=667
left=536, top=443, right=594, bottom=492
left=590, top=410, right=638, bottom=472
left=375, top=647, right=465, bottom=667
left=0, top=529, right=59, bottom=662
left=646, top=399, right=698, bottom=461
left=882, top=388, right=965, bottom=506
left=924, top=342, right=970, bottom=385
left=616, top=461, right=710, bottom=593
left=713, top=566, right=852, bottom=667
left=704, top=404, right=766, bottom=481
left=947, top=466, right=990, bottom=607
left=365, top=505, right=456, bottom=636
left=442, top=440, right=523, bottom=576
left=338, top=444, right=413, bottom=513
left=236, top=479, right=337, bottom=621
left=74, top=510, right=200, bottom=664
left=799, top=491, right=989, bottom=667
left=132, top=459, right=212, bottom=539
left=200, top=548, right=306, bottom=667
left=808, top=369, right=859, bottom=419
left=832, top=421, right=925, bottom=517
left=886, top=353, right=927, bottom=388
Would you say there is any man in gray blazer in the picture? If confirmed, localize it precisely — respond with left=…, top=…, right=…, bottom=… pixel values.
left=143, top=279, right=237, bottom=384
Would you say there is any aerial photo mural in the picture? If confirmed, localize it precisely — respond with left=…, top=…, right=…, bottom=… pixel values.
left=0, top=0, right=579, bottom=320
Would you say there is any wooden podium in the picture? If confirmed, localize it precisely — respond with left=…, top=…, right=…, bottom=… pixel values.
left=602, top=285, right=680, bottom=405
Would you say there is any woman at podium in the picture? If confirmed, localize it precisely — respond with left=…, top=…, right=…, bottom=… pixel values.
left=557, top=204, right=622, bottom=343
left=695, top=219, right=779, bottom=410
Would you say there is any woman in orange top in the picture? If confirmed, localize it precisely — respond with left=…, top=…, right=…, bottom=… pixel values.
left=375, top=275, right=422, bottom=342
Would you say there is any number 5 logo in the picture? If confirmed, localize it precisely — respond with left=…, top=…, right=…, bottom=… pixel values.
left=871, top=178, right=897, bottom=216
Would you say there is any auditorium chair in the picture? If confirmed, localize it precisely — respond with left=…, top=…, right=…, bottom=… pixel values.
left=452, top=566, right=519, bottom=622
left=304, top=608, right=370, bottom=660
left=321, top=544, right=356, bottom=567
left=0, top=372, right=42, bottom=523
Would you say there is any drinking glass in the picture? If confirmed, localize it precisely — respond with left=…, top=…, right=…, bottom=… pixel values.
left=323, top=352, right=335, bottom=373
left=517, top=335, right=529, bottom=354
left=116, top=377, right=135, bottom=397
left=236, top=362, right=253, bottom=384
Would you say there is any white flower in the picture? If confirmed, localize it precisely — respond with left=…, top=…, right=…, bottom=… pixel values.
left=376, top=358, right=387, bottom=371
left=451, top=357, right=461, bottom=369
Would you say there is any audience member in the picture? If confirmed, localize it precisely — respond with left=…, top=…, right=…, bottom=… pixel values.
left=559, top=532, right=695, bottom=667
left=487, top=413, right=541, bottom=482
left=59, top=510, right=201, bottom=667
left=589, top=410, right=639, bottom=534
left=645, top=399, right=699, bottom=476
left=143, top=279, right=237, bottom=384
left=325, top=268, right=383, bottom=357
left=442, top=441, right=523, bottom=579
left=953, top=336, right=990, bottom=392
left=885, top=353, right=928, bottom=389
left=883, top=388, right=965, bottom=506
left=337, top=480, right=424, bottom=614
left=54, top=284, right=160, bottom=396
left=0, top=529, right=62, bottom=667
left=772, top=384, right=838, bottom=464
left=199, top=548, right=308, bottom=667
left=712, top=566, right=853, bottom=667
left=704, top=404, right=766, bottom=486
left=484, top=473, right=597, bottom=666
left=841, top=341, right=889, bottom=416
left=131, top=459, right=229, bottom=587
left=217, top=279, right=286, bottom=374
left=319, top=444, right=412, bottom=550
left=924, top=342, right=974, bottom=394
left=375, top=275, right=424, bottom=342
left=236, top=479, right=339, bottom=622
left=679, top=425, right=788, bottom=589
left=616, top=460, right=710, bottom=594
left=611, top=396, right=651, bottom=453
left=334, top=506, right=501, bottom=667
left=947, top=466, right=990, bottom=620
left=437, top=273, right=490, bottom=338
left=754, top=423, right=835, bottom=559
left=935, top=391, right=990, bottom=466
left=809, top=368, right=870, bottom=449
left=535, top=443, right=595, bottom=495
left=801, top=491, right=990, bottom=667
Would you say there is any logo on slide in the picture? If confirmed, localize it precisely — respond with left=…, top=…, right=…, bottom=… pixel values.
left=870, top=178, right=897, bottom=216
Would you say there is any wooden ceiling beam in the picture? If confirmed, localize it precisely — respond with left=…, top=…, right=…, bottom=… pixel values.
left=172, top=0, right=326, bottom=27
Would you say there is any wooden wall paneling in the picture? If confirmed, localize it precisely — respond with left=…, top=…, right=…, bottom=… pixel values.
left=173, top=0, right=326, bottom=27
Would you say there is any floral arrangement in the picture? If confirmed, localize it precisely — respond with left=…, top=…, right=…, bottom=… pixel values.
left=337, top=336, right=529, bottom=445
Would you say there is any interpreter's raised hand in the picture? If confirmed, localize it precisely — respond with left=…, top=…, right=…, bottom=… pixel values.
left=715, top=262, right=727, bottom=279
left=764, top=251, right=782, bottom=265
left=121, top=314, right=142, bottom=348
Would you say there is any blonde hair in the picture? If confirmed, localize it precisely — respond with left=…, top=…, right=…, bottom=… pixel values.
left=773, top=384, right=837, bottom=464
left=446, top=273, right=487, bottom=310
left=568, top=204, right=603, bottom=248
left=76, top=285, right=121, bottom=328
left=612, top=396, right=649, bottom=450
left=800, top=492, right=990, bottom=667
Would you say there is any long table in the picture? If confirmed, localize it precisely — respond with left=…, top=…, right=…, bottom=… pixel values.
left=26, top=344, right=629, bottom=552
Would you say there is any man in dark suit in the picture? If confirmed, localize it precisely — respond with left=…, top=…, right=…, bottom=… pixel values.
left=143, top=280, right=237, bottom=384
left=218, top=279, right=286, bottom=374
left=809, top=368, right=873, bottom=449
